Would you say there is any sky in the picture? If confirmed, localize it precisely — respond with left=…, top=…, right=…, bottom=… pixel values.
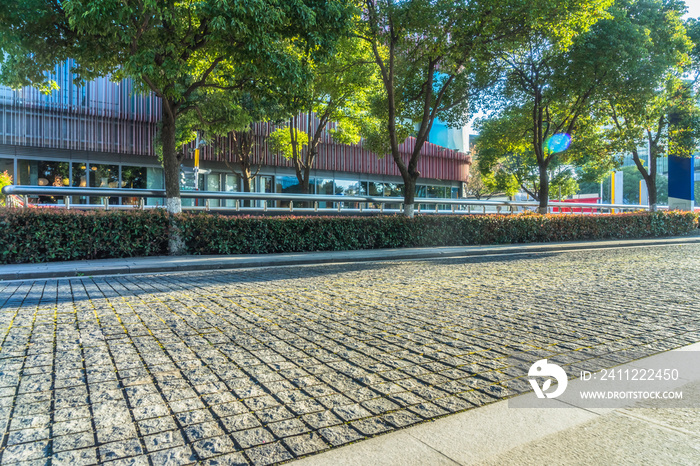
left=687, top=0, right=700, bottom=18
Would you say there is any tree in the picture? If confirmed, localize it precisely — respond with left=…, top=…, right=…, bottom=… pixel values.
left=474, top=108, right=581, bottom=201
left=0, top=0, right=353, bottom=252
left=478, top=0, right=624, bottom=212
left=593, top=0, right=696, bottom=210
left=358, top=0, right=611, bottom=217
left=268, top=36, right=378, bottom=196
left=464, top=158, right=501, bottom=200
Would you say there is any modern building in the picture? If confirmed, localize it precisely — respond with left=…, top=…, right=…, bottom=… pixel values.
left=0, top=61, right=471, bottom=207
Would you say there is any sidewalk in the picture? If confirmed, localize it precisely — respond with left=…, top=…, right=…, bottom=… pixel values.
left=294, top=342, right=700, bottom=465
left=2, top=235, right=700, bottom=280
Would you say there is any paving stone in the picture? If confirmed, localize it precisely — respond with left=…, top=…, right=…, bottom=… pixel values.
left=283, top=432, right=329, bottom=456
left=231, top=427, right=275, bottom=448
left=192, top=435, right=238, bottom=459
left=7, top=427, right=51, bottom=445
left=381, top=409, right=422, bottom=428
left=138, top=416, right=178, bottom=436
left=266, top=418, right=310, bottom=438
left=143, top=430, right=186, bottom=453
left=102, top=455, right=149, bottom=466
left=184, top=421, right=225, bottom=442
left=2, top=246, right=699, bottom=464
left=148, top=446, right=197, bottom=465
left=244, top=441, right=293, bottom=466
left=318, top=424, right=364, bottom=447
left=1, top=440, right=50, bottom=463
left=52, top=448, right=99, bottom=466
left=331, top=403, right=372, bottom=422
left=96, top=424, right=138, bottom=444
left=220, top=413, right=261, bottom=433
left=98, top=439, right=143, bottom=462
left=198, top=452, right=248, bottom=466
left=52, top=431, right=96, bottom=453
left=211, top=402, right=248, bottom=418
left=55, top=417, right=94, bottom=437
left=301, top=410, right=343, bottom=430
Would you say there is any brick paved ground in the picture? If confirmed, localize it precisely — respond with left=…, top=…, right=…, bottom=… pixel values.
left=0, top=244, right=698, bottom=465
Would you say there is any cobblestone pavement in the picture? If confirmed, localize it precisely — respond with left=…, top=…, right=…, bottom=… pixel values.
left=0, top=244, right=699, bottom=465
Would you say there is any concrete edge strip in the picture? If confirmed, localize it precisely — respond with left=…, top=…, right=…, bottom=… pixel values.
left=2, top=236, right=700, bottom=281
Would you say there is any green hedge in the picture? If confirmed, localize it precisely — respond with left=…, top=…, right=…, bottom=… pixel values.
left=0, top=208, right=697, bottom=264
left=0, top=209, right=169, bottom=263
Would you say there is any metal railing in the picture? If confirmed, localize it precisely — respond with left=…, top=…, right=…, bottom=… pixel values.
left=2, top=185, right=655, bottom=214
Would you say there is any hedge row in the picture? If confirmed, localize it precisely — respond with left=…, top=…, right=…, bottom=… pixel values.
left=0, top=208, right=697, bottom=264
left=0, top=209, right=169, bottom=264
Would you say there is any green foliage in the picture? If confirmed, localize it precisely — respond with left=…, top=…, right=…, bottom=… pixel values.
left=0, top=209, right=168, bottom=263
left=1, top=208, right=695, bottom=264
left=0, top=171, right=12, bottom=206
left=474, top=109, right=581, bottom=200
left=268, top=127, right=309, bottom=160
left=176, top=211, right=698, bottom=254
left=465, top=159, right=501, bottom=200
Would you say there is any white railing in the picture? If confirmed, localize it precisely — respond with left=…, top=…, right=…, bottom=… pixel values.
left=1, top=186, right=657, bottom=214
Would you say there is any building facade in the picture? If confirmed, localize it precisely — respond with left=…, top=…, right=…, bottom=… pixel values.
left=0, top=61, right=471, bottom=207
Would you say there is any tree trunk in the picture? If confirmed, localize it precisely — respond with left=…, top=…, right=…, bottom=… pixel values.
left=403, top=176, right=417, bottom=218
left=648, top=146, right=658, bottom=212
left=160, top=102, right=185, bottom=255
left=161, top=105, right=181, bottom=214
left=537, top=163, right=549, bottom=214
left=645, top=175, right=658, bottom=212
left=241, top=170, right=252, bottom=207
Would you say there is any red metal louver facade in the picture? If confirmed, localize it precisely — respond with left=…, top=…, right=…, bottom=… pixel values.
left=0, top=61, right=470, bottom=182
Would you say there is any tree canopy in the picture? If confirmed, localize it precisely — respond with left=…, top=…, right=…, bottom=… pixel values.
left=0, top=0, right=355, bottom=251
left=358, top=0, right=613, bottom=216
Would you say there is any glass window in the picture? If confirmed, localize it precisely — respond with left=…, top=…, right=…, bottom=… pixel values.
left=384, top=182, right=404, bottom=210
left=17, top=160, right=70, bottom=204
left=71, top=163, right=88, bottom=205
left=276, top=176, right=302, bottom=194
left=259, top=175, right=273, bottom=208
left=367, top=182, right=383, bottom=208
left=275, top=176, right=302, bottom=207
left=90, top=164, right=119, bottom=205
left=0, top=158, right=14, bottom=184
left=146, top=167, right=164, bottom=206
left=224, top=174, right=239, bottom=207
left=427, top=186, right=448, bottom=198
left=335, top=180, right=362, bottom=209
left=316, top=178, right=334, bottom=208
left=259, top=176, right=273, bottom=193
left=121, top=166, right=146, bottom=189
left=18, top=160, right=69, bottom=187
left=207, top=174, right=221, bottom=207
left=0, top=158, right=14, bottom=206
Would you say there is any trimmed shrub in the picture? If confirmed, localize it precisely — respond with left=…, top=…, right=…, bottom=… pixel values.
left=178, top=211, right=698, bottom=255
left=0, top=208, right=169, bottom=263
left=0, top=208, right=696, bottom=264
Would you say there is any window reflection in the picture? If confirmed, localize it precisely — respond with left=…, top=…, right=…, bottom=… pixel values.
left=17, top=160, right=70, bottom=204
left=90, top=164, right=119, bottom=204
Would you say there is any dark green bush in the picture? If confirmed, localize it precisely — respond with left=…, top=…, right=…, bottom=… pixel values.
left=0, top=208, right=696, bottom=264
left=178, top=210, right=698, bottom=255
left=0, top=208, right=169, bottom=263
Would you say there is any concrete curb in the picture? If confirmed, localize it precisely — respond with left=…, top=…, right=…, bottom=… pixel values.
left=2, top=235, right=700, bottom=281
